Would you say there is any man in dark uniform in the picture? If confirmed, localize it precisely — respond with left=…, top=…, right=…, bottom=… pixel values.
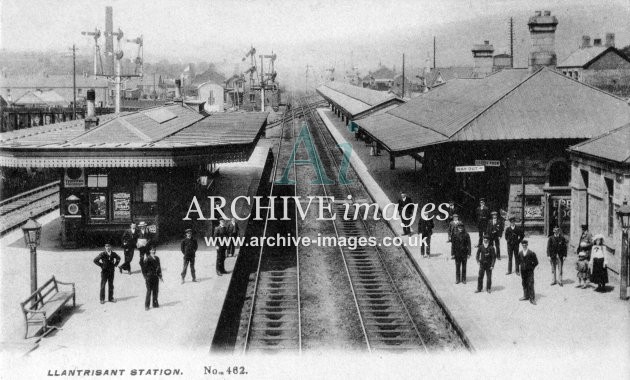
left=451, top=223, right=471, bottom=284
left=397, top=192, right=414, bottom=235
left=180, top=228, right=198, bottom=284
left=215, top=219, right=228, bottom=275
left=475, top=235, right=496, bottom=293
left=140, top=246, right=163, bottom=310
left=93, top=241, right=121, bottom=304
left=485, top=211, right=504, bottom=260
left=226, top=218, right=240, bottom=257
left=417, top=214, right=434, bottom=258
left=475, top=198, right=490, bottom=247
left=504, top=217, right=524, bottom=275
left=136, top=221, right=153, bottom=265
left=448, top=214, right=461, bottom=243
left=119, top=223, right=138, bottom=274
left=547, top=226, right=568, bottom=286
left=518, top=240, right=539, bottom=305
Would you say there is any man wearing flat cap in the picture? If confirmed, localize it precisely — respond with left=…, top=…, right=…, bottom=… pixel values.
left=180, top=228, right=198, bottom=283
left=518, top=240, right=539, bottom=305
left=93, top=240, right=121, bottom=304
left=504, top=216, right=524, bottom=275
left=485, top=211, right=504, bottom=260
left=475, top=234, right=496, bottom=293
left=475, top=198, right=490, bottom=247
left=547, top=226, right=567, bottom=286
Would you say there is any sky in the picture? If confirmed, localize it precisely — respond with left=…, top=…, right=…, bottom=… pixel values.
left=1, top=0, right=629, bottom=89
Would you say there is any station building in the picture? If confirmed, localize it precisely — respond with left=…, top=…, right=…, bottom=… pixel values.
left=0, top=93, right=268, bottom=247
left=345, top=11, right=630, bottom=234
left=568, top=123, right=630, bottom=281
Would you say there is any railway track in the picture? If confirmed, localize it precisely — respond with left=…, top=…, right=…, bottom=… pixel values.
left=0, top=181, right=60, bottom=234
left=243, top=100, right=302, bottom=353
left=298, top=97, right=428, bottom=353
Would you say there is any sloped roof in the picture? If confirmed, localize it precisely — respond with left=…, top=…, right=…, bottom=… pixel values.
left=0, top=105, right=268, bottom=167
left=13, top=90, right=68, bottom=106
left=557, top=46, right=609, bottom=68
left=317, top=81, right=401, bottom=118
left=568, top=123, right=630, bottom=164
left=356, top=67, right=630, bottom=153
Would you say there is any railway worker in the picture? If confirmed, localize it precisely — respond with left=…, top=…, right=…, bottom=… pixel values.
left=475, top=198, right=490, bottom=247
left=451, top=223, right=471, bottom=284
left=547, top=226, right=568, bottom=287
left=504, top=217, right=524, bottom=275
left=226, top=217, right=240, bottom=257
left=93, top=241, right=121, bottom=304
left=215, top=219, right=229, bottom=275
left=140, top=245, right=163, bottom=310
left=180, top=228, right=198, bottom=284
left=417, top=213, right=434, bottom=258
left=119, top=223, right=138, bottom=274
left=475, top=235, right=496, bottom=293
left=136, top=221, right=153, bottom=264
left=447, top=214, right=461, bottom=243
left=485, top=211, right=504, bottom=260
left=518, top=240, right=539, bottom=305
left=397, top=192, right=414, bottom=235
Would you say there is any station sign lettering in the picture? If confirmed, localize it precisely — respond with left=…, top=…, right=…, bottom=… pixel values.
left=455, top=165, right=485, bottom=173
left=474, top=160, right=501, bottom=167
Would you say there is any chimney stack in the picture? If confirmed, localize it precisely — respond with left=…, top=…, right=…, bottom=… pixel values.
left=528, top=10, right=558, bottom=72
left=174, top=79, right=182, bottom=99
left=605, top=33, right=615, bottom=47
left=593, top=38, right=602, bottom=47
left=581, top=35, right=591, bottom=48
left=472, top=40, right=494, bottom=76
left=84, top=89, right=99, bottom=130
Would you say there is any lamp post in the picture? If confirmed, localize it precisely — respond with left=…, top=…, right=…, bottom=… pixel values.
left=616, top=201, right=630, bottom=300
left=21, top=218, right=42, bottom=296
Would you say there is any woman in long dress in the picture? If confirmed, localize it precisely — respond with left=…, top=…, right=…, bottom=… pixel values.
left=589, top=234, right=608, bottom=291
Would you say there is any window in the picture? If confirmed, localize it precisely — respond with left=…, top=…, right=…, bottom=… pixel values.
left=135, top=182, right=158, bottom=203
left=249, top=93, right=256, bottom=103
left=549, top=161, right=570, bottom=187
left=580, top=169, right=589, bottom=225
left=605, top=178, right=614, bottom=236
left=87, top=174, right=108, bottom=187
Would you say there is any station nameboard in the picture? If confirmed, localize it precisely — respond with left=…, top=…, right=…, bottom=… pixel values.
left=475, top=160, right=501, bottom=167
left=455, top=165, right=485, bottom=173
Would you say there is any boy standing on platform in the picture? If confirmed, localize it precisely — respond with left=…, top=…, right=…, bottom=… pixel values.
left=475, top=235, right=496, bottom=293
left=140, top=246, right=163, bottom=310
left=504, top=217, right=524, bottom=275
left=93, top=241, right=121, bottom=304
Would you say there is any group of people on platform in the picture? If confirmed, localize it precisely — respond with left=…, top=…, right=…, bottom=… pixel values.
left=396, top=193, right=611, bottom=305
left=93, top=218, right=240, bottom=311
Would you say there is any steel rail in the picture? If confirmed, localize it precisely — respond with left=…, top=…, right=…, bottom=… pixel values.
left=300, top=97, right=429, bottom=353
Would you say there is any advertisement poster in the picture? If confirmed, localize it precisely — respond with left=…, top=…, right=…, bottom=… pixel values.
left=0, top=1, right=629, bottom=380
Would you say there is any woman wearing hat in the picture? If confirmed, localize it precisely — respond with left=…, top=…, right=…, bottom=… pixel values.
left=589, top=234, right=608, bottom=291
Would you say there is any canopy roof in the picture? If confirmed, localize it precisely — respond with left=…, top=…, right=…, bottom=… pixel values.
left=0, top=105, right=268, bottom=167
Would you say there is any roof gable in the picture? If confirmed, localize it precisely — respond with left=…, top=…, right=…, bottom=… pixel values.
left=569, top=122, right=630, bottom=164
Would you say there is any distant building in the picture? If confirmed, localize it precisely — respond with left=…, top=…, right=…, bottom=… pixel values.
left=472, top=40, right=495, bottom=76
left=197, top=81, right=224, bottom=113
left=568, top=123, right=630, bottom=284
left=0, top=73, right=110, bottom=106
left=557, top=33, right=630, bottom=97
left=493, top=53, right=512, bottom=71
left=13, top=89, right=69, bottom=107
left=362, top=66, right=397, bottom=90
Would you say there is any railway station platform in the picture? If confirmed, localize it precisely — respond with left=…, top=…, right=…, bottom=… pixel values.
left=318, top=108, right=630, bottom=357
left=0, top=144, right=272, bottom=359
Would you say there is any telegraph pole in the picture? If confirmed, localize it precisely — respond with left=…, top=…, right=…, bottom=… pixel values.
left=510, top=17, right=514, bottom=68
left=433, top=36, right=436, bottom=69
left=401, top=53, right=405, bottom=98
left=71, top=45, right=77, bottom=120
